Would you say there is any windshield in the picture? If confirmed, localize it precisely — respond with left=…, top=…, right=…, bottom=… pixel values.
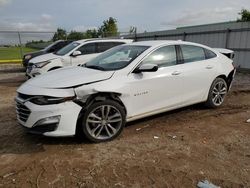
left=84, top=45, right=149, bottom=71
left=55, top=42, right=80, bottom=56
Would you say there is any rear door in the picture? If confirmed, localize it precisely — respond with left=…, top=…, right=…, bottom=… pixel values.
left=178, top=45, right=217, bottom=104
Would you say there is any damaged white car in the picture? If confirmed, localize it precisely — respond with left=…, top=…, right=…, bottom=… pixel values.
left=16, top=40, right=235, bottom=142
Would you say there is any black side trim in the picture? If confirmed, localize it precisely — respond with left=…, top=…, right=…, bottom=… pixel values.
left=227, top=69, right=236, bottom=90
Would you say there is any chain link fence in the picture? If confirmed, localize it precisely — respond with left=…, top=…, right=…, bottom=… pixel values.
left=0, top=31, right=55, bottom=63
left=0, top=31, right=133, bottom=64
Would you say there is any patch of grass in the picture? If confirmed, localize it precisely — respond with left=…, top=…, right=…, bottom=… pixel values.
left=0, top=47, right=37, bottom=60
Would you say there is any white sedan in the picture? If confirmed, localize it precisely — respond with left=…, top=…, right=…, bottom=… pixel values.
left=16, top=40, right=235, bottom=142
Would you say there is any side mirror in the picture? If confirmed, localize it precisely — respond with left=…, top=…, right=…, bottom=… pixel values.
left=133, top=64, right=158, bottom=73
left=72, top=50, right=82, bottom=57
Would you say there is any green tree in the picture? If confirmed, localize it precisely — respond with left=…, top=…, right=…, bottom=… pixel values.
left=52, top=28, right=67, bottom=41
left=67, top=31, right=84, bottom=40
left=98, top=17, right=118, bottom=37
left=237, top=9, right=250, bottom=22
left=67, top=29, right=99, bottom=40
left=84, top=29, right=99, bottom=38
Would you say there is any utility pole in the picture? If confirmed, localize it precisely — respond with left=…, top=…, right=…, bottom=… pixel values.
left=134, top=27, right=137, bottom=42
left=17, top=31, right=23, bottom=58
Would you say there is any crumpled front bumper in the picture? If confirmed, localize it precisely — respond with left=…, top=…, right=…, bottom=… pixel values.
left=15, top=96, right=82, bottom=137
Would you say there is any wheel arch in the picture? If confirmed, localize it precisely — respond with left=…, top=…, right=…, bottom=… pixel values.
left=204, top=71, right=234, bottom=102
left=75, top=92, right=127, bottom=136
left=216, top=69, right=235, bottom=90
left=85, top=92, right=126, bottom=113
left=216, top=74, right=227, bottom=80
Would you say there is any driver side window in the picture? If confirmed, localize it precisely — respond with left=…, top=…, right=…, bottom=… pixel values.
left=141, top=45, right=177, bottom=68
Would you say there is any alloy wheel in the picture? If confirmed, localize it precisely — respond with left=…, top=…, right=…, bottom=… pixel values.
left=212, top=81, right=227, bottom=106
left=86, top=105, right=123, bottom=140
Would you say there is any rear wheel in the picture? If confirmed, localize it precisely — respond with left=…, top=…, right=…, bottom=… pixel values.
left=81, top=100, right=125, bottom=143
left=205, top=77, right=228, bottom=108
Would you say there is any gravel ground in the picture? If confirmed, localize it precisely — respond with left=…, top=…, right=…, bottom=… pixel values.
left=0, top=70, right=249, bottom=188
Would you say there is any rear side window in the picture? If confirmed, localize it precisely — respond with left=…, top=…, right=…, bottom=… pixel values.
left=204, top=48, right=217, bottom=59
left=78, top=43, right=96, bottom=54
left=180, top=45, right=205, bottom=63
left=141, top=45, right=177, bottom=68
left=96, top=42, right=125, bottom=53
left=96, top=42, right=113, bottom=53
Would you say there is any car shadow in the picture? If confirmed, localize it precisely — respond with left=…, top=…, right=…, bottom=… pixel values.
left=0, top=130, right=91, bottom=155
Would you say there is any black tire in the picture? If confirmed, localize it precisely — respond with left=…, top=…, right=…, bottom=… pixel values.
left=205, top=77, right=228, bottom=108
left=80, top=100, right=126, bottom=143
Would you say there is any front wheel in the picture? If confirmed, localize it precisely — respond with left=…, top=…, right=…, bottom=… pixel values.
left=81, top=100, right=126, bottom=143
left=205, top=78, right=228, bottom=108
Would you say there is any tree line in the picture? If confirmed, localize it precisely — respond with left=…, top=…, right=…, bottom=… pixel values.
left=52, top=17, right=118, bottom=41
left=52, top=9, right=250, bottom=41
left=26, top=9, right=250, bottom=45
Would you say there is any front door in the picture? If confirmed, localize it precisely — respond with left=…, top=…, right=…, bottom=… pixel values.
left=125, top=45, right=185, bottom=118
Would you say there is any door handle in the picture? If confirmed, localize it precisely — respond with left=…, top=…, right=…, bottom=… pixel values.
left=206, top=65, right=213, bottom=69
left=172, top=71, right=181, bottom=76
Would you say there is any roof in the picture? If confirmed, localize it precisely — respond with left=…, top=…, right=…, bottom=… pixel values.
left=76, top=38, right=133, bottom=44
left=129, top=40, right=203, bottom=47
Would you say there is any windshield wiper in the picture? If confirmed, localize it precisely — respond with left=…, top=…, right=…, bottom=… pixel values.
left=84, top=64, right=105, bottom=71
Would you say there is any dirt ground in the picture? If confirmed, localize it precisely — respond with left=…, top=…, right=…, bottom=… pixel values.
left=0, top=69, right=249, bottom=188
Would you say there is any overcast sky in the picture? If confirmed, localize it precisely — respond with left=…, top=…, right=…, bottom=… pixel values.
left=0, top=0, right=250, bottom=33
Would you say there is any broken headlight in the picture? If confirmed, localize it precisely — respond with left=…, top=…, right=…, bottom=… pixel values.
left=30, top=96, right=75, bottom=105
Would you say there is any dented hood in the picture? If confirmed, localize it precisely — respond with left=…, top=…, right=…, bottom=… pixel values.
left=24, top=66, right=114, bottom=89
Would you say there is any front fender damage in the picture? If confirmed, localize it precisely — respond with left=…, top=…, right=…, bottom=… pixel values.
left=73, top=84, right=125, bottom=111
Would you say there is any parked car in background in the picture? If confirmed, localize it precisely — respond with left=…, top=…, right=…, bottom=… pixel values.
left=16, top=40, right=235, bottom=142
left=26, top=39, right=133, bottom=78
left=23, top=40, right=73, bottom=68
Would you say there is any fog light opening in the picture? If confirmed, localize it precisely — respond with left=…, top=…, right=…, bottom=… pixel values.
left=33, top=115, right=61, bottom=127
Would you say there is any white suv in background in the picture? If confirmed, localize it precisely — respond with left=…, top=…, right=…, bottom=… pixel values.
left=16, top=40, right=235, bottom=142
left=26, top=39, right=133, bottom=78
